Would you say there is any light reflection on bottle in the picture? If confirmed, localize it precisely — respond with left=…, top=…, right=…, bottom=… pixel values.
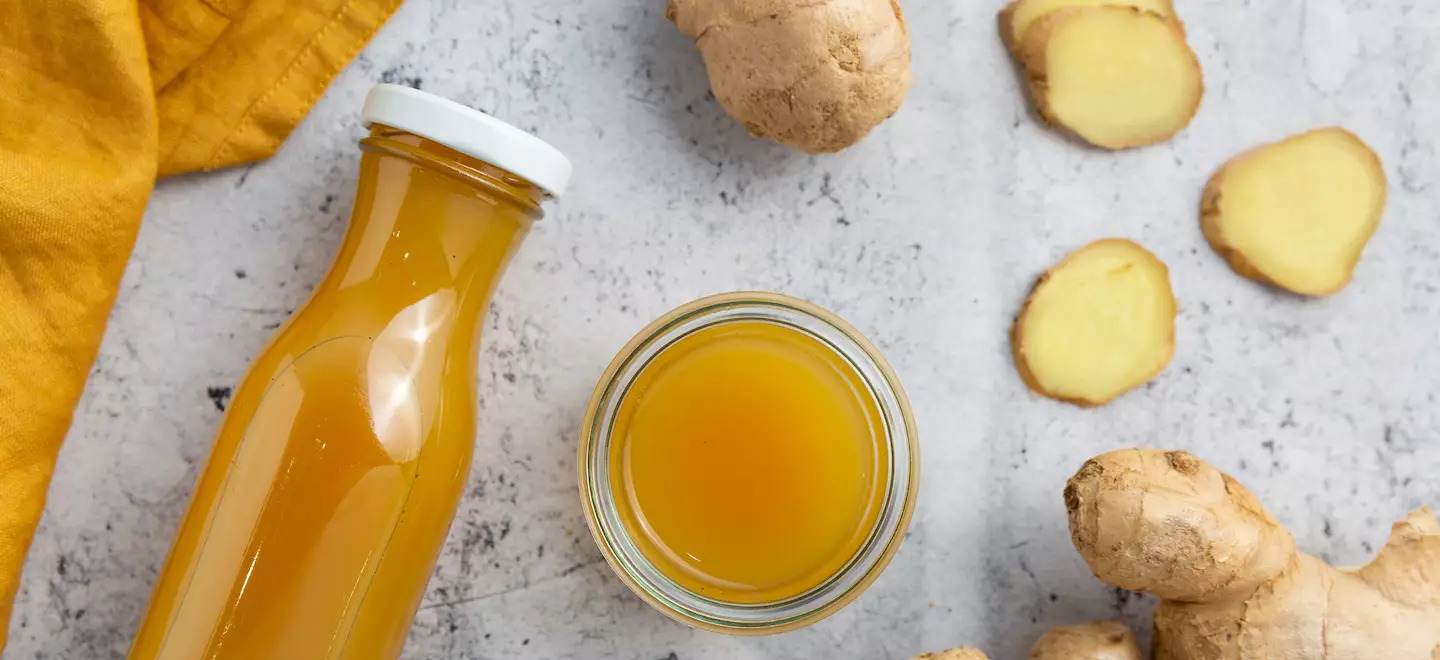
left=366, top=291, right=454, bottom=464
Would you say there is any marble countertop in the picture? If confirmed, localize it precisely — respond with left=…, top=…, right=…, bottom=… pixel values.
left=10, top=0, right=1440, bottom=657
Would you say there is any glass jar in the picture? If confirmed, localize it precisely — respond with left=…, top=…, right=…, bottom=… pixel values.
left=130, top=85, right=570, bottom=659
left=579, top=292, right=919, bottom=634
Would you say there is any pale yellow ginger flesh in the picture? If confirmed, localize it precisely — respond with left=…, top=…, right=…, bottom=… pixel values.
left=1066, top=449, right=1440, bottom=659
left=1019, top=7, right=1202, bottom=149
left=1202, top=127, right=1387, bottom=296
left=1012, top=239, right=1176, bottom=407
left=666, top=0, right=911, bottom=154
left=998, top=0, right=1176, bottom=52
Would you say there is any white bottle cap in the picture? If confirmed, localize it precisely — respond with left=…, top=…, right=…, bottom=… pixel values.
left=361, top=84, right=572, bottom=197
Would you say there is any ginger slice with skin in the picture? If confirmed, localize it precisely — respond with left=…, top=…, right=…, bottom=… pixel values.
left=1019, top=6, right=1202, bottom=149
left=998, top=0, right=1177, bottom=53
left=1012, top=239, right=1176, bottom=407
left=1202, top=127, right=1387, bottom=296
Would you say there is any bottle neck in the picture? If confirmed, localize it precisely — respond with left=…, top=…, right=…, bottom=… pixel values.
left=324, top=129, right=541, bottom=329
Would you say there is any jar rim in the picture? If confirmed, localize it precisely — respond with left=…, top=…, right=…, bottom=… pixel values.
left=577, top=291, right=920, bottom=635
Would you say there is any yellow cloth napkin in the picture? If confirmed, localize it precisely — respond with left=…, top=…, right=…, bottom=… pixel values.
left=0, top=0, right=399, bottom=648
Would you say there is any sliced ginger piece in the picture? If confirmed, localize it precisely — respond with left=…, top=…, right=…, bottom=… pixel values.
left=998, top=0, right=1177, bottom=53
left=1019, top=7, right=1202, bottom=149
left=1202, top=127, right=1387, bottom=296
left=1013, top=239, right=1176, bottom=406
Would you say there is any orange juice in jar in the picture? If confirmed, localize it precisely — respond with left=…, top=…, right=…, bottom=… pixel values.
left=579, top=293, right=919, bottom=634
left=129, top=85, right=570, bottom=659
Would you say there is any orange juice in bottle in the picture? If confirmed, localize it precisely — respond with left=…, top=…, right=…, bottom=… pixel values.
left=129, top=85, right=571, bottom=659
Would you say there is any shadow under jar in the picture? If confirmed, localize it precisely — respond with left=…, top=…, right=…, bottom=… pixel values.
left=579, top=292, right=919, bottom=634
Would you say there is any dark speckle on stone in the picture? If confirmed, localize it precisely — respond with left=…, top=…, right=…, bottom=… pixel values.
left=660, top=653, right=679, bottom=660
left=379, top=67, right=423, bottom=89
left=1322, top=517, right=1333, bottom=537
left=320, top=194, right=337, bottom=213
left=234, top=268, right=247, bottom=279
left=522, top=639, right=530, bottom=646
left=207, top=386, right=233, bottom=412
left=235, top=164, right=255, bottom=188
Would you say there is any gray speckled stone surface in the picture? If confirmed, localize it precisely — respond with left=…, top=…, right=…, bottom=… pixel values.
left=9, top=0, right=1440, bottom=658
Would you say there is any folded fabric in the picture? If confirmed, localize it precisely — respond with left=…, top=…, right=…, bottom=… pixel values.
left=0, top=0, right=400, bottom=648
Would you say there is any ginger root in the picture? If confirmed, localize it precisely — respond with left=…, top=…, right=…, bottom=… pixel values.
left=1009, top=5, right=1202, bottom=149
left=666, top=0, right=911, bottom=154
left=1028, top=621, right=1142, bottom=660
left=1066, top=449, right=1440, bottom=659
left=1012, top=239, right=1176, bottom=407
left=910, top=620, right=1139, bottom=660
left=913, top=648, right=987, bottom=660
left=1202, top=127, right=1387, bottom=296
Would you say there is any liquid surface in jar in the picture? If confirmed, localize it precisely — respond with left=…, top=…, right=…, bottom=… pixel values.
left=609, top=320, right=889, bottom=604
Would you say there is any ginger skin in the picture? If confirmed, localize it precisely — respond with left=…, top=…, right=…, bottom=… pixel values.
left=911, top=620, right=1139, bottom=660
left=913, top=649, right=987, bottom=660
left=666, top=0, right=911, bottom=153
left=1066, top=449, right=1440, bottom=659
left=1028, top=621, right=1142, bottom=660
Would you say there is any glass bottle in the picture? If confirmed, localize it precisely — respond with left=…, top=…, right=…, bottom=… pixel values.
left=129, top=85, right=570, bottom=659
